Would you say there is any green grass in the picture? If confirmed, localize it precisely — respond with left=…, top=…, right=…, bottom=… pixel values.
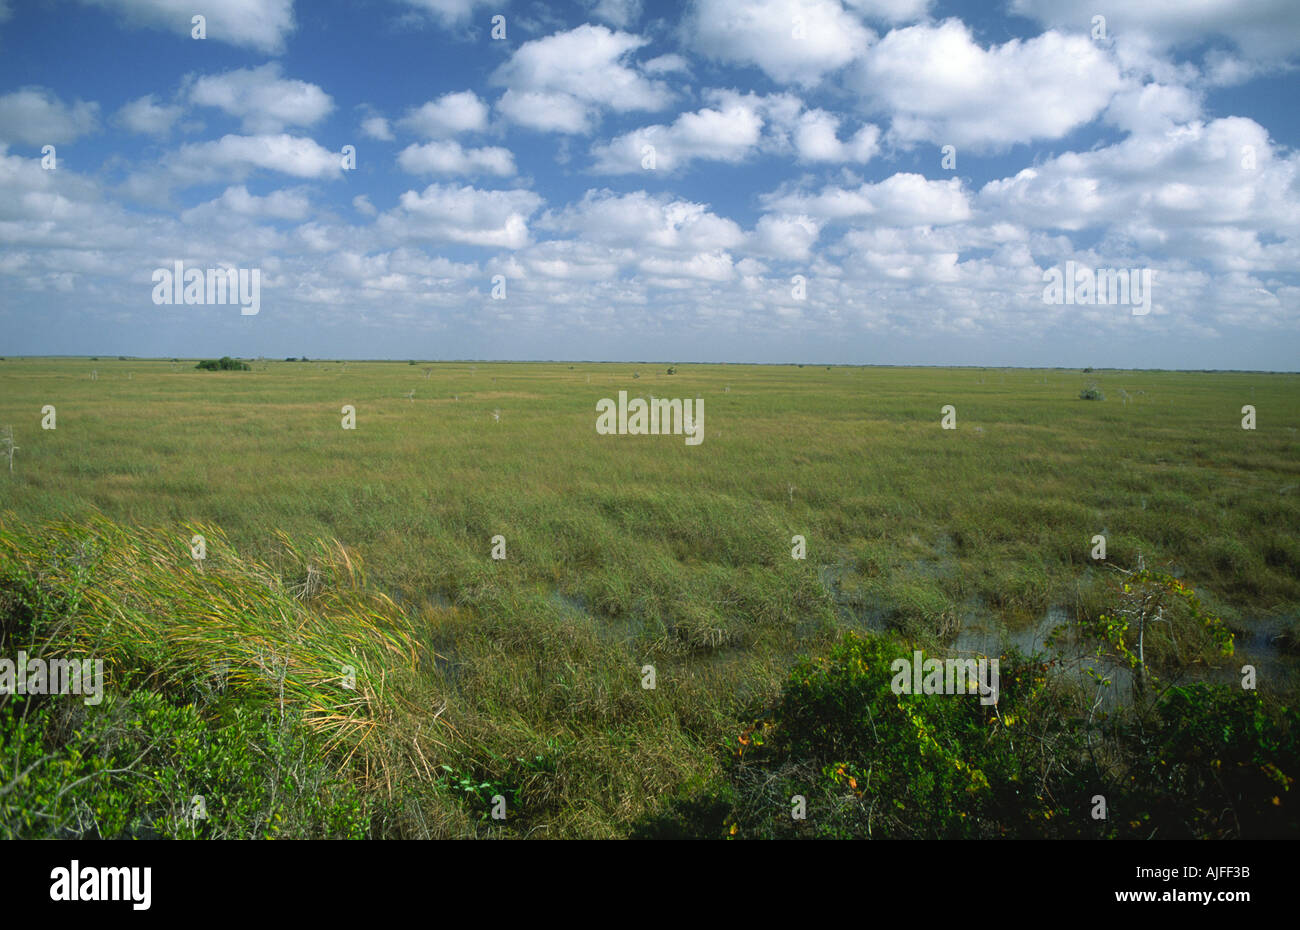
left=0, top=357, right=1297, bottom=837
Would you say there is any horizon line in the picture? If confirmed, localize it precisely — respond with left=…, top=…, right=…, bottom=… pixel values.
left=3, top=356, right=1297, bottom=374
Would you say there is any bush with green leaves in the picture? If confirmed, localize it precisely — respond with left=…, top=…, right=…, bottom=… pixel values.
left=723, top=633, right=1084, bottom=839
left=1121, top=686, right=1299, bottom=838
left=1073, top=567, right=1235, bottom=688
left=632, top=629, right=1298, bottom=840
left=0, top=691, right=368, bottom=839
left=195, top=356, right=251, bottom=371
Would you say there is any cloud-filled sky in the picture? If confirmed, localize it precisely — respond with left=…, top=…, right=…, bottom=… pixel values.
left=0, top=0, right=1297, bottom=368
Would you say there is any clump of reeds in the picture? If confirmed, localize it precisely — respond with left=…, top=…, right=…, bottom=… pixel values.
left=0, top=513, right=452, bottom=794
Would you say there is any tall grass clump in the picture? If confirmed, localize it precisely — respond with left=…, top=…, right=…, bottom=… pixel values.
left=0, top=513, right=455, bottom=837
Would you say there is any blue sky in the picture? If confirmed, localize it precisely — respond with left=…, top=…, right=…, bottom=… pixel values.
left=0, top=0, right=1297, bottom=368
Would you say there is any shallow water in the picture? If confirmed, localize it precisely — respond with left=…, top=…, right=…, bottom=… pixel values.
left=388, top=568, right=1297, bottom=707
left=955, top=605, right=1296, bottom=708
left=817, top=563, right=1298, bottom=706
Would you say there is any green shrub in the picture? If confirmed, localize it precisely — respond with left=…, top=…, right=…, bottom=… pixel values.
left=715, top=632, right=1075, bottom=839
left=195, top=356, right=251, bottom=371
left=0, top=691, right=368, bottom=839
left=665, top=628, right=1298, bottom=840
left=1068, top=568, right=1234, bottom=693
left=1120, top=686, right=1300, bottom=838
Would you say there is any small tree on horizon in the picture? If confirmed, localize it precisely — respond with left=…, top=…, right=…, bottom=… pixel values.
left=196, top=356, right=251, bottom=371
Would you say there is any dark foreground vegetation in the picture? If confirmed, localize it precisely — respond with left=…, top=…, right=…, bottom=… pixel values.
left=639, top=634, right=1297, bottom=839
left=2, top=516, right=1294, bottom=839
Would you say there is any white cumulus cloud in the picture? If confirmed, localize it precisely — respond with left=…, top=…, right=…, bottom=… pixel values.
left=398, top=91, right=490, bottom=138
left=115, top=94, right=183, bottom=137
left=397, top=140, right=516, bottom=176
left=381, top=183, right=544, bottom=249
left=855, top=19, right=1123, bottom=151
left=492, top=24, right=673, bottom=133
left=0, top=88, right=99, bottom=145
left=686, top=0, right=874, bottom=87
left=185, top=64, right=333, bottom=133
left=78, top=0, right=295, bottom=52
